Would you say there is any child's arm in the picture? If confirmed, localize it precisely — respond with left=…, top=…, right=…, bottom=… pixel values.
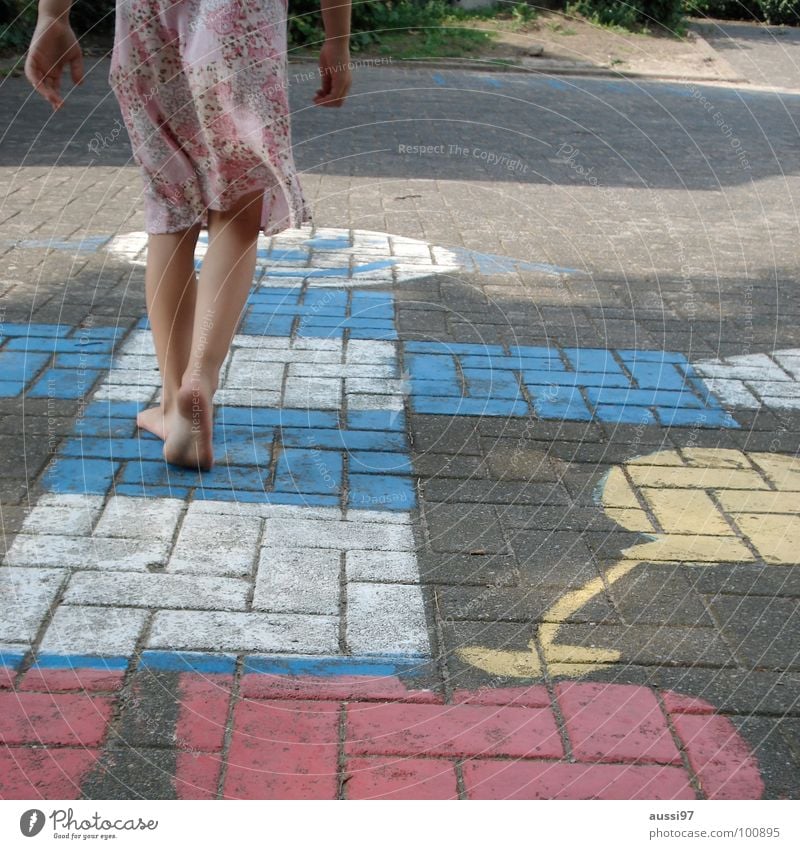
left=314, top=0, right=352, bottom=108
left=24, top=0, right=84, bottom=111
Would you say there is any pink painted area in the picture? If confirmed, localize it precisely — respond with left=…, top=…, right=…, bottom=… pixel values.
left=19, top=668, right=125, bottom=693
left=463, top=760, right=697, bottom=800
left=174, top=753, right=223, bottom=800
left=240, top=673, right=441, bottom=703
left=0, top=692, right=114, bottom=746
left=452, top=685, right=550, bottom=708
left=671, top=714, right=764, bottom=800
left=175, top=674, right=233, bottom=752
left=661, top=692, right=717, bottom=714
left=345, top=757, right=459, bottom=800
left=346, top=702, right=563, bottom=759
left=223, top=699, right=340, bottom=800
left=0, top=747, right=100, bottom=799
left=0, top=667, right=15, bottom=690
left=557, top=682, right=682, bottom=765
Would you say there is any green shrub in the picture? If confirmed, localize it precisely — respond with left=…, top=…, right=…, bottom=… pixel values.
left=757, top=0, right=800, bottom=23
left=683, top=0, right=799, bottom=22
left=568, top=1, right=685, bottom=30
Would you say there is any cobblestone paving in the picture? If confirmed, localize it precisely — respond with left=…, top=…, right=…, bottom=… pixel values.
left=1, top=60, right=799, bottom=799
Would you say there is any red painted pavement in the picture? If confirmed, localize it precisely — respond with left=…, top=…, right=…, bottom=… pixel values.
left=0, top=669, right=765, bottom=800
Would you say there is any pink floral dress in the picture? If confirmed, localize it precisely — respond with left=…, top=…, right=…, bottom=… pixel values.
left=109, top=0, right=312, bottom=235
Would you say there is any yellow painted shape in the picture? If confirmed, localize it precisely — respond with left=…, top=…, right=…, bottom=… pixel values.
left=458, top=448, right=800, bottom=682
left=716, top=489, right=798, bottom=514
left=625, top=535, right=753, bottom=562
left=750, top=454, right=800, bottom=491
left=599, top=470, right=640, bottom=509
left=604, top=507, right=655, bottom=533
left=729, top=513, right=800, bottom=565
left=640, top=487, right=733, bottom=535
left=456, top=646, right=542, bottom=677
left=682, top=448, right=751, bottom=469
left=627, top=464, right=770, bottom=491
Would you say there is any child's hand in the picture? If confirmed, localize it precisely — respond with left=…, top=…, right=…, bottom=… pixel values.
left=314, top=39, right=352, bottom=108
left=24, top=15, right=84, bottom=111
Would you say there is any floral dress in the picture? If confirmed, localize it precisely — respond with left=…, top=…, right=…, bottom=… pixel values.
left=109, top=0, right=312, bottom=235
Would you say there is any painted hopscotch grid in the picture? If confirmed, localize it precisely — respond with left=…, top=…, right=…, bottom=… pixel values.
left=406, top=342, right=741, bottom=427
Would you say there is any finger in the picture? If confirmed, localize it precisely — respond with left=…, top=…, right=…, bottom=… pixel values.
left=26, top=60, right=61, bottom=109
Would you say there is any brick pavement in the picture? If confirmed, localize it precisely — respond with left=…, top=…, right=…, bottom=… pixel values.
left=1, top=59, right=799, bottom=799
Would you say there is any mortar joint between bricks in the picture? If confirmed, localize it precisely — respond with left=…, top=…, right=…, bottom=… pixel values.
left=454, top=759, right=467, bottom=800
left=215, top=653, right=244, bottom=800
left=432, top=586, right=455, bottom=705
left=336, top=703, right=349, bottom=800
left=654, top=688, right=706, bottom=800
left=543, top=669, right=575, bottom=763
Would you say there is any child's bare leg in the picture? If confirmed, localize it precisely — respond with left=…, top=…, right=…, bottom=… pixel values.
left=163, top=189, right=263, bottom=469
left=138, top=226, right=201, bottom=439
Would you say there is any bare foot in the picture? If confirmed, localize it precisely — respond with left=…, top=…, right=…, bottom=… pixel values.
left=162, top=377, right=214, bottom=470
left=136, top=405, right=168, bottom=441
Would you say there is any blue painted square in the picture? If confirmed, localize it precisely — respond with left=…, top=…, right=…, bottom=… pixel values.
left=74, top=417, right=137, bottom=438
left=296, top=323, right=343, bottom=339
left=625, top=361, right=690, bottom=391
left=411, top=397, right=528, bottom=417
left=0, top=351, right=49, bottom=383
left=586, top=387, right=704, bottom=409
left=274, top=448, right=343, bottom=495
left=115, top=483, right=192, bottom=499
left=68, top=326, right=127, bottom=341
left=349, top=451, right=413, bottom=475
left=82, top=400, right=146, bottom=419
left=62, top=437, right=163, bottom=461
left=617, top=349, right=688, bottom=365
left=509, top=345, right=560, bottom=359
left=0, top=380, right=22, bottom=397
left=216, top=428, right=273, bottom=466
left=42, top=457, right=119, bottom=494
left=349, top=327, right=398, bottom=341
left=563, top=347, right=625, bottom=374
left=348, top=474, right=416, bottom=511
left=655, top=407, right=739, bottom=428
left=462, top=369, right=523, bottom=400
left=239, top=314, right=294, bottom=336
left=282, top=427, right=407, bottom=453
left=55, top=353, right=114, bottom=369
left=528, top=385, right=592, bottom=421
left=594, top=405, right=657, bottom=425
left=304, top=289, right=349, bottom=307
left=218, top=406, right=337, bottom=430
left=405, top=353, right=459, bottom=381
left=523, top=370, right=630, bottom=388
left=410, top=378, right=464, bottom=398
left=348, top=410, right=406, bottom=432
left=27, top=368, right=102, bottom=399
left=0, top=323, right=69, bottom=338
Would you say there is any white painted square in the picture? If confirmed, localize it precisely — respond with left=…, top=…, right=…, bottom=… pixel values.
left=347, top=583, right=428, bottom=655
left=94, top=496, right=185, bottom=541
left=21, top=494, right=105, bottom=536
left=346, top=551, right=419, bottom=583
left=254, top=547, right=340, bottom=615
left=283, top=376, right=342, bottom=409
left=262, top=518, right=414, bottom=551
left=167, top=510, right=262, bottom=576
left=0, top=567, right=64, bottom=642
left=39, top=605, right=148, bottom=655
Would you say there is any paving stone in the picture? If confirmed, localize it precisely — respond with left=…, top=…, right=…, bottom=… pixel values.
left=262, top=517, right=414, bottom=551
left=509, top=531, right=601, bottom=588
left=423, top=502, right=508, bottom=554
left=167, top=510, right=262, bottom=577
left=346, top=550, right=419, bottom=582
left=729, top=716, right=800, bottom=799
left=0, top=747, right=100, bottom=799
left=3, top=534, right=170, bottom=571
left=610, top=564, right=715, bottom=627
left=709, top=595, right=800, bottom=670
left=147, top=610, right=340, bottom=654
left=0, top=567, right=64, bottom=642
left=254, top=547, right=340, bottom=615
left=63, top=572, right=250, bottom=611
left=80, top=748, right=180, bottom=800
left=39, top=606, right=148, bottom=655
left=557, top=682, right=681, bottom=765
left=20, top=493, right=105, bottom=535
left=347, top=583, right=429, bottom=655
left=224, top=699, right=339, bottom=800
left=462, top=760, right=695, bottom=800
left=345, top=757, right=458, bottom=800
left=94, top=495, right=185, bottom=541
left=0, top=691, right=113, bottom=745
